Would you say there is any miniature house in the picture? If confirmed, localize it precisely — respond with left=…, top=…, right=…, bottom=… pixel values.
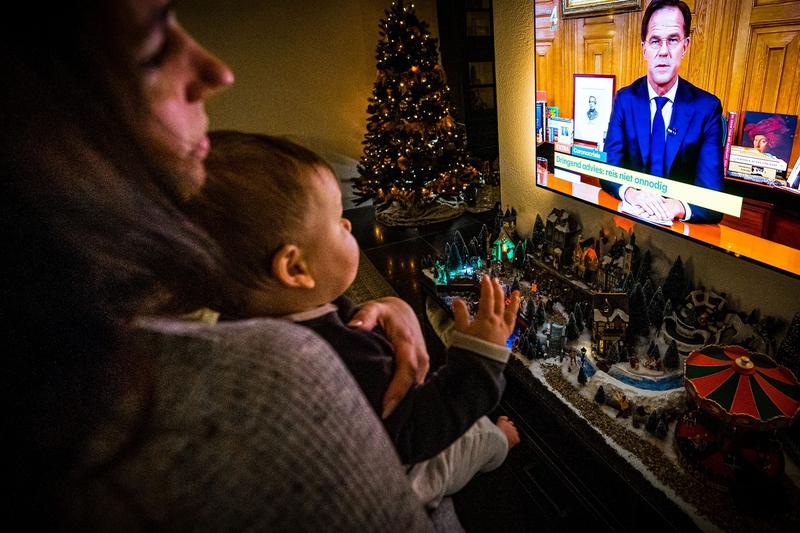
left=573, top=236, right=598, bottom=282
left=492, top=225, right=516, bottom=263
left=592, top=293, right=630, bottom=356
left=544, top=208, right=580, bottom=266
left=595, top=232, right=633, bottom=292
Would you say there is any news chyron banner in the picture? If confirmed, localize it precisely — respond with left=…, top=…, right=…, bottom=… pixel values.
left=554, top=152, right=743, bottom=217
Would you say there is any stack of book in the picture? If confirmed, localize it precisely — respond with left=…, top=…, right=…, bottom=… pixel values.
left=547, top=117, right=573, bottom=152
left=727, top=145, right=788, bottom=183
left=535, top=91, right=547, bottom=144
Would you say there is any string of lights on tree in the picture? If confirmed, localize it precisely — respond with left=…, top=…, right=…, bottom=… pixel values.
left=353, top=0, right=479, bottom=209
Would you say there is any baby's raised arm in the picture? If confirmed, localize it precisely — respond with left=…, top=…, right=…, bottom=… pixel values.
left=452, top=274, right=520, bottom=347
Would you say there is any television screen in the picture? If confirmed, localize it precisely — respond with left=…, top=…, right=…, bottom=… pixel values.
left=533, top=0, right=800, bottom=277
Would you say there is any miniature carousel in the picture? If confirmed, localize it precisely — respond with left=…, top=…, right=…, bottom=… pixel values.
left=675, top=345, right=800, bottom=488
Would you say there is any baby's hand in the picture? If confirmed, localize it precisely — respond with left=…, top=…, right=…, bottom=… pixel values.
left=452, top=274, right=520, bottom=347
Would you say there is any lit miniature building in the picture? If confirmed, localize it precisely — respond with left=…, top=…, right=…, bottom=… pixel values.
left=544, top=208, right=580, bottom=268
left=493, top=225, right=516, bottom=264
left=592, top=293, right=629, bottom=356
left=595, top=232, right=633, bottom=292
left=574, top=236, right=598, bottom=282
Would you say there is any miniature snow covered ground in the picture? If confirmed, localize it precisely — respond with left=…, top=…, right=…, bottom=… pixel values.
left=425, top=299, right=800, bottom=532
left=521, top=352, right=720, bottom=532
left=518, top=351, right=800, bottom=532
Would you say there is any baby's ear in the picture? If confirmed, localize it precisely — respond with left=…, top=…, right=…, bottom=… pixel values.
left=271, top=244, right=315, bottom=289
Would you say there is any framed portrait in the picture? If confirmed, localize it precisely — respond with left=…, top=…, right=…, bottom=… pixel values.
left=561, top=0, right=642, bottom=19
left=573, top=74, right=615, bottom=147
left=739, top=111, right=798, bottom=167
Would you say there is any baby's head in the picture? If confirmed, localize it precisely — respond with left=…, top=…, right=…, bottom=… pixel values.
left=189, top=130, right=359, bottom=317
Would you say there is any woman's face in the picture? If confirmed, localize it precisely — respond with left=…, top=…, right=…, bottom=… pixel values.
left=753, top=134, right=769, bottom=153
left=122, top=0, right=234, bottom=195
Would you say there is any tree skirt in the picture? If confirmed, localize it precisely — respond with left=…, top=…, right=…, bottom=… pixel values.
left=375, top=200, right=465, bottom=227
left=344, top=250, right=397, bottom=304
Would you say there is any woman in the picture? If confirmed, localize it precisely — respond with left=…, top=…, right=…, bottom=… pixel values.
left=2, top=1, right=432, bottom=529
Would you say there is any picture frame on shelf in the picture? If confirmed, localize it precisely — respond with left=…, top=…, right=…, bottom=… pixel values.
left=739, top=111, right=798, bottom=168
left=573, top=74, right=615, bottom=147
left=561, top=0, right=642, bottom=19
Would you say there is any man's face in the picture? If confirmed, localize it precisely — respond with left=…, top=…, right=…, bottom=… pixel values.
left=589, top=96, right=597, bottom=110
left=642, top=6, right=688, bottom=95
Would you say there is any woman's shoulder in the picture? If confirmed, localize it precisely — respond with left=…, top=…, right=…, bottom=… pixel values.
left=99, top=316, right=434, bottom=531
left=135, top=315, right=343, bottom=371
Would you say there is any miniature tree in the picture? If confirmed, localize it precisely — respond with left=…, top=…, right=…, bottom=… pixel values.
left=641, top=278, right=655, bottom=309
left=477, top=224, right=490, bottom=257
left=662, top=299, right=673, bottom=322
left=468, top=237, right=480, bottom=259
left=445, top=240, right=463, bottom=275
left=525, top=299, right=536, bottom=321
left=647, top=341, right=660, bottom=360
left=645, top=410, right=659, bottom=434
left=654, top=416, right=669, bottom=439
left=535, top=302, right=547, bottom=327
left=453, top=231, right=470, bottom=262
left=594, top=385, right=606, bottom=404
left=632, top=405, right=647, bottom=429
left=663, top=340, right=680, bottom=370
left=574, top=302, right=584, bottom=332
left=566, top=313, right=580, bottom=340
left=518, top=336, right=530, bottom=357
left=530, top=214, right=545, bottom=252
left=354, top=0, right=479, bottom=215
left=606, top=343, right=620, bottom=364
left=636, top=249, right=653, bottom=286
left=755, top=315, right=787, bottom=358
left=514, top=241, right=527, bottom=270
left=577, top=366, right=587, bottom=385
left=662, top=256, right=690, bottom=308
left=776, top=312, right=800, bottom=377
left=628, top=282, right=650, bottom=338
left=647, top=286, right=666, bottom=329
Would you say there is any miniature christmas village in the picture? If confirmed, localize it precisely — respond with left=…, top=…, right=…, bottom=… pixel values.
left=421, top=204, right=800, bottom=530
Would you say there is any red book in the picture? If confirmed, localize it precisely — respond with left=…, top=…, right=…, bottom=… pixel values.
left=723, top=111, right=737, bottom=175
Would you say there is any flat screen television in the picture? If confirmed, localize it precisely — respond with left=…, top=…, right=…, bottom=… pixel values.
left=533, top=0, right=800, bottom=278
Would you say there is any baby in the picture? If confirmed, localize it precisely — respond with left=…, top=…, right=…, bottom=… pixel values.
left=189, top=131, right=520, bottom=508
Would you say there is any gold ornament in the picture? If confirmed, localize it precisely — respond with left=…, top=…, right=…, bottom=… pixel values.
left=397, top=156, right=410, bottom=170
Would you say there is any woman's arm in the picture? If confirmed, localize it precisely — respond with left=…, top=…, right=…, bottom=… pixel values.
left=348, top=297, right=430, bottom=418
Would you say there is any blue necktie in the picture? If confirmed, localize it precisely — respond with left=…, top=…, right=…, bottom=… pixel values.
left=650, top=96, right=668, bottom=177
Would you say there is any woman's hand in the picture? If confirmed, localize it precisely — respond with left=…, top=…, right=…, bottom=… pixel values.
left=348, top=297, right=430, bottom=418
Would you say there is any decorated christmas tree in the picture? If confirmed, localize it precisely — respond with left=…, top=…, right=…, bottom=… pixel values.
left=354, top=0, right=479, bottom=224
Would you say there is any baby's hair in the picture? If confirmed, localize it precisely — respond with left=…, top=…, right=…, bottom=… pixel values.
left=188, top=130, right=335, bottom=312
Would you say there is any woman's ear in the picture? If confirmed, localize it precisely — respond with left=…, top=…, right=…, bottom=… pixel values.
left=271, top=244, right=315, bottom=289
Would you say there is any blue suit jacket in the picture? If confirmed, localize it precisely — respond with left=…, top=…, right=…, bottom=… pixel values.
left=602, top=77, right=724, bottom=224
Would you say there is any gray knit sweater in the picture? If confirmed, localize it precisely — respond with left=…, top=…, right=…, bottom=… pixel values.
left=77, top=316, right=434, bottom=532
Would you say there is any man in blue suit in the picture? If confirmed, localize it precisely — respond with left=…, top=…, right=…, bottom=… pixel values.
left=602, top=0, right=723, bottom=224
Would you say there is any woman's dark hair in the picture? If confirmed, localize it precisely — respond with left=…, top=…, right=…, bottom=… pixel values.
left=1, top=1, right=222, bottom=523
left=641, top=0, right=692, bottom=41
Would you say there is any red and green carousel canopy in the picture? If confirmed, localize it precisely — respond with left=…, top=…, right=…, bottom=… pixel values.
left=684, top=345, right=800, bottom=429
